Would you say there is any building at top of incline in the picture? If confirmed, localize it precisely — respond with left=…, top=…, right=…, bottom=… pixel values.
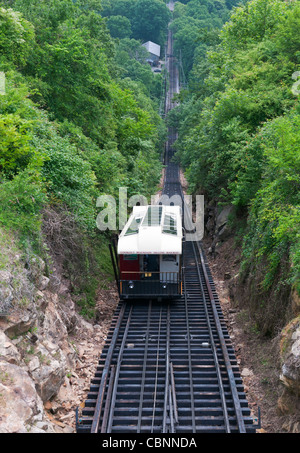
left=142, top=41, right=161, bottom=66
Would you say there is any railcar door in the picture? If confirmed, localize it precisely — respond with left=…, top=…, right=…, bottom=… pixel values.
left=142, top=254, right=159, bottom=280
left=160, top=254, right=179, bottom=282
left=120, top=254, right=140, bottom=280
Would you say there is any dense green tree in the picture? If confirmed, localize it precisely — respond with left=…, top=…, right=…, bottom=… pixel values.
left=173, top=0, right=300, bottom=332
left=106, top=15, right=132, bottom=39
left=101, top=0, right=170, bottom=46
left=0, top=6, right=34, bottom=67
left=170, top=0, right=241, bottom=81
left=0, top=0, right=164, bottom=236
left=130, top=0, right=171, bottom=45
left=115, top=38, right=162, bottom=100
left=100, top=0, right=135, bottom=20
left=0, top=0, right=166, bottom=315
left=177, top=0, right=297, bottom=198
left=171, top=17, right=205, bottom=76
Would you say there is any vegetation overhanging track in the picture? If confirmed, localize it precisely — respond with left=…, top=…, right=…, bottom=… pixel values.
left=76, top=20, right=256, bottom=435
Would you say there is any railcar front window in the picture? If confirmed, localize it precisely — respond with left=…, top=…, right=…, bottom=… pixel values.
left=125, top=217, right=142, bottom=235
left=163, top=214, right=177, bottom=235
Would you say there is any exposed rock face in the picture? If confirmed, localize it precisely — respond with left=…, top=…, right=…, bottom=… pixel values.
left=0, top=238, right=93, bottom=433
left=0, top=271, right=14, bottom=316
left=203, top=204, right=300, bottom=432
left=205, top=203, right=234, bottom=256
left=4, top=311, right=37, bottom=339
left=0, top=361, right=55, bottom=433
left=280, top=316, right=300, bottom=394
left=215, top=205, right=234, bottom=239
left=0, top=331, right=21, bottom=365
left=0, top=287, right=74, bottom=432
left=29, top=346, right=66, bottom=403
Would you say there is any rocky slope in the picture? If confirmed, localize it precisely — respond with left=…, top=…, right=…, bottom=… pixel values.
left=203, top=203, right=300, bottom=433
left=0, top=228, right=118, bottom=433
left=1, top=204, right=299, bottom=433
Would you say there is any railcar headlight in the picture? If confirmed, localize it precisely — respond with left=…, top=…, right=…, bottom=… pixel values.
left=129, top=281, right=134, bottom=289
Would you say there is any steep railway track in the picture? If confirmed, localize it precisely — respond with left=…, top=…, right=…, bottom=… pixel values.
left=76, top=20, right=256, bottom=435
left=76, top=244, right=255, bottom=433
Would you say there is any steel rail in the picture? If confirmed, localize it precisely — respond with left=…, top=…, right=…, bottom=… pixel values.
left=190, top=239, right=231, bottom=433
left=100, top=365, right=115, bottom=433
left=162, top=305, right=171, bottom=433
left=168, top=384, right=174, bottom=432
left=151, top=306, right=163, bottom=433
left=161, top=305, right=180, bottom=433
left=181, top=177, right=246, bottom=432
left=170, top=362, right=178, bottom=425
left=182, top=269, right=197, bottom=433
left=137, top=301, right=152, bottom=432
left=106, top=305, right=133, bottom=433
left=90, top=302, right=127, bottom=433
left=195, top=241, right=247, bottom=433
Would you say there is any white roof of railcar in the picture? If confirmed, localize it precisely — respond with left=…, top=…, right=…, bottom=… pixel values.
left=118, top=205, right=182, bottom=255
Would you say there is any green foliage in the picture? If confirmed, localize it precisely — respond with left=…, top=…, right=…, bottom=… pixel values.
left=58, top=120, right=127, bottom=196
left=176, top=0, right=299, bottom=202
left=0, top=0, right=165, bottom=313
left=171, top=0, right=300, bottom=333
left=0, top=6, right=34, bottom=67
left=130, top=0, right=171, bottom=45
left=115, top=38, right=162, bottom=100
left=101, top=0, right=171, bottom=46
left=171, top=17, right=204, bottom=75
left=106, top=15, right=131, bottom=39
left=242, top=112, right=300, bottom=295
left=0, top=169, right=47, bottom=242
left=220, top=0, right=288, bottom=50
left=0, top=69, right=44, bottom=176
left=0, top=113, right=36, bottom=174
left=26, top=24, right=113, bottom=143
left=170, top=0, right=241, bottom=78
left=32, top=118, right=98, bottom=232
left=100, top=0, right=135, bottom=20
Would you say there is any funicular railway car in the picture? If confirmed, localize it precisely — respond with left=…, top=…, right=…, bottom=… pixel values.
left=117, top=205, right=183, bottom=300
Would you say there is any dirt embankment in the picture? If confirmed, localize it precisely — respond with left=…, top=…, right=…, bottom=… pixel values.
left=202, top=235, right=300, bottom=434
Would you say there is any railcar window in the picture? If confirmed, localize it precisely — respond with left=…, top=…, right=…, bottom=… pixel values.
left=125, top=217, right=142, bottom=235
left=162, top=255, right=176, bottom=261
left=162, top=214, right=177, bottom=235
left=142, top=206, right=163, bottom=227
left=123, top=254, right=138, bottom=260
